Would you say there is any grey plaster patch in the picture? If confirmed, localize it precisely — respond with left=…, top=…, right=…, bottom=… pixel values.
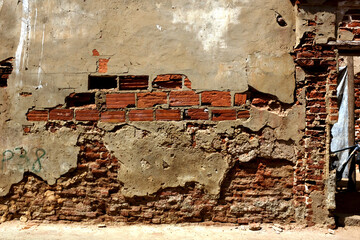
left=104, top=123, right=229, bottom=197
left=0, top=128, right=79, bottom=196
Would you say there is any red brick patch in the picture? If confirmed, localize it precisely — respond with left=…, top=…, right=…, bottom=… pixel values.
left=185, top=109, right=209, bottom=120
left=169, top=91, right=199, bottom=106
left=101, top=111, right=125, bottom=122
left=201, top=91, right=231, bottom=107
left=212, top=109, right=236, bottom=121
left=27, top=110, right=48, bottom=121
left=234, top=93, right=247, bottom=106
left=129, top=109, right=153, bottom=121
left=106, top=93, right=135, bottom=108
left=153, top=74, right=182, bottom=89
left=49, top=109, right=74, bottom=121
left=75, top=109, right=99, bottom=121
left=137, top=92, right=167, bottom=108
left=156, top=109, right=181, bottom=121
left=237, top=110, right=250, bottom=119
left=184, top=77, right=192, bottom=89
left=98, top=58, right=109, bottom=73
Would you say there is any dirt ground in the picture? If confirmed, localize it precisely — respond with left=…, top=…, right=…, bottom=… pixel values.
left=0, top=221, right=359, bottom=240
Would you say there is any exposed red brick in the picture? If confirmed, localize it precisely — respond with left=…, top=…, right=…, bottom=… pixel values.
left=169, top=91, right=199, bottom=106
left=101, top=111, right=125, bottom=122
left=129, top=109, right=153, bottom=121
left=185, top=109, right=209, bottom=120
left=201, top=91, right=231, bottom=107
left=98, top=58, right=109, bottom=73
left=212, top=109, right=236, bottom=121
left=27, top=110, right=48, bottom=121
left=49, top=109, right=74, bottom=121
left=119, top=75, right=149, bottom=90
left=252, top=98, right=269, bottom=106
left=106, top=93, right=135, bottom=108
left=92, top=49, right=100, bottom=56
left=153, top=74, right=182, bottom=89
left=156, top=109, right=181, bottom=121
left=347, top=22, right=360, bottom=27
left=137, top=92, right=167, bottom=108
left=75, top=109, right=99, bottom=121
left=234, top=93, right=247, bottom=106
left=237, top=110, right=250, bottom=119
left=184, top=77, right=192, bottom=89
left=23, top=126, right=31, bottom=133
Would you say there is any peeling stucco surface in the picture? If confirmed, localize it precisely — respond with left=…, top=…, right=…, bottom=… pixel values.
left=0, top=128, right=79, bottom=197
left=103, top=105, right=304, bottom=197
left=0, top=0, right=299, bottom=196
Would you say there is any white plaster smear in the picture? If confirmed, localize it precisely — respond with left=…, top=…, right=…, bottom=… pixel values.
left=172, top=0, right=244, bottom=51
left=15, top=0, right=31, bottom=75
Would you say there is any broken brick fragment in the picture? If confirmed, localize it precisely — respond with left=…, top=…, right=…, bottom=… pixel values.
left=153, top=74, right=182, bottom=89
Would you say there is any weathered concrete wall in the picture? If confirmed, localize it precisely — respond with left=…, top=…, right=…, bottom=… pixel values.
left=0, top=0, right=343, bottom=227
left=0, top=0, right=296, bottom=197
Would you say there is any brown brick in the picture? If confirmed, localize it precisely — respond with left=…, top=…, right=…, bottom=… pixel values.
left=137, top=92, right=167, bottom=108
left=106, top=93, right=135, bottom=108
left=27, top=110, right=48, bottom=121
left=119, top=75, right=149, bottom=90
left=201, top=91, right=231, bottom=107
left=185, top=109, right=209, bottom=120
left=153, top=74, right=182, bottom=89
left=75, top=109, right=99, bottom=121
left=234, top=93, right=247, bottom=106
left=49, top=109, right=74, bottom=121
left=129, top=109, right=153, bottom=121
left=212, top=109, right=236, bottom=121
left=156, top=109, right=181, bottom=121
left=237, top=110, right=250, bottom=119
left=101, top=111, right=125, bottom=122
left=169, top=91, right=199, bottom=106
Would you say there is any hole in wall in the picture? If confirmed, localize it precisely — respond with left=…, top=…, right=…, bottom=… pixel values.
left=66, top=93, right=95, bottom=108
left=88, top=75, right=117, bottom=90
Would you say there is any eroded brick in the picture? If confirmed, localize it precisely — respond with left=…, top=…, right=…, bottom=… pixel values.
left=49, top=109, right=74, bottom=121
left=101, top=111, right=125, bottom=122
left=75, top=109, right=99, bottom=121
left=169, top=91, right=199, bottom=106
left=185, top=109, right=209, bottom=120
left=129, top=109, right=153, bottom=121
left=137, top=92, right=167, bottom=108
left=27, top=110, right=48, bottom=121
left=106, top=93, right=136, bottom=108
left=153, top=74, right=182, bottom=89
left=201, top=91, right=231, bottom=107
left=156, top=109, right=181, bottom=121
left=234, top=93, right=247, bottom=106
left=212, top=109, right=236, bottom=121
